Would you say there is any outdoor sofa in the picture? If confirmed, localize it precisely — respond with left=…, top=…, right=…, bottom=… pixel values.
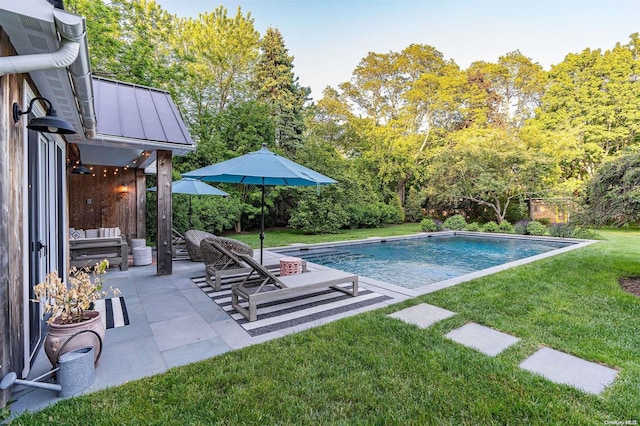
left=69, top=227, right=128, bottom=271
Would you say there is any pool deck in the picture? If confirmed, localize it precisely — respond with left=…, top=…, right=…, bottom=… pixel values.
left=7, top=232, right=596, bottom=417
left=8, top=250, right=412, bottom=417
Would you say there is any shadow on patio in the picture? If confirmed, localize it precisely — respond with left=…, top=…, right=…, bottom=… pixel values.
left=9, top=251, right=407, bottom=415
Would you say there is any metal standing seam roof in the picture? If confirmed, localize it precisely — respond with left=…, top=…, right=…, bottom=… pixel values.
left=92, top=77, right=194, bottom=147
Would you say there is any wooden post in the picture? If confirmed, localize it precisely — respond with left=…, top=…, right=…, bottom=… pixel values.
left=135, top=168, right=146, bottom=239
left=156, top=150, right=172, bottom=275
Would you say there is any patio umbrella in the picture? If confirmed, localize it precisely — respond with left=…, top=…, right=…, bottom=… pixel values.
left=183, top=144, right=337, bottom=263
left=148, top=178, right=229, bottom=228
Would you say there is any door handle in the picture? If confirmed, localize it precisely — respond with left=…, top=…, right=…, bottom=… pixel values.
left=35, top=241, right=47, bottom=255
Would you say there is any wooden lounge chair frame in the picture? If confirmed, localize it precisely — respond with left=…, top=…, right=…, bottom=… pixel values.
left=202, top=238, right=306, bottom=291
left=231, top=252, right=358, bottom=322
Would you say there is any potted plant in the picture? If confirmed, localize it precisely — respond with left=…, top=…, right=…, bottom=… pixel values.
left=33, top=259, right=120, bottom=365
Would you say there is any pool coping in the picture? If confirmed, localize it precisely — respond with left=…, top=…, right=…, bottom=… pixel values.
left=270, top=231, right=599, bottom=296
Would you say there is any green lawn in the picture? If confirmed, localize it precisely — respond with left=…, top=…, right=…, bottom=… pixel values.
left=12, top=228, right=640, bottom=425
left=223, top=222, right=424, bottom=248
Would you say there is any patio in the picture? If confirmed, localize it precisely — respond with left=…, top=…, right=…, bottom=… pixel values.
left=9, top=251, right=410, bottom=415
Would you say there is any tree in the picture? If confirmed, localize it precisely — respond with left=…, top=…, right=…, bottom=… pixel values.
left=426, top=127, right=557, bottom=223
left=253, top=27, right=309, bottom=156
left=173, top=101, right=274, bottom=232
left=466, top=51, right=546, bottom=130
left=582, top=152, right=640, bottom=226
left=534, top=34, right=640, bottom=157
left=65, top=0, right=122, bottom=74
left=176, top=6, right=261, bottom=143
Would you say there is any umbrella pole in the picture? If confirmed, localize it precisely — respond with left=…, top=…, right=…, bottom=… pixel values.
left=260, top=180, right=265, bottom=264
left=189, top=195, right=193, bottom=228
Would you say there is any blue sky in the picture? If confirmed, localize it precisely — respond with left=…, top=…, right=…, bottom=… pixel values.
left=156, top=0, right=640, bottom=100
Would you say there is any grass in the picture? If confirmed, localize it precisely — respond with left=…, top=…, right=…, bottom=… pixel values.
left=222, top=223, right=423, bottom=248
left=11, top=228, right=640, bottom=425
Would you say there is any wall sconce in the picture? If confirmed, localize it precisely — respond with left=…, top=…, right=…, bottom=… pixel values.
left=120, top=183, right=129, bottom=194
left=13, top=97, right=76, bottom=134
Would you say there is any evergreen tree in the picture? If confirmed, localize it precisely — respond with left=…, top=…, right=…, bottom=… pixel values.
left=253, top=27, right=309, bottom=156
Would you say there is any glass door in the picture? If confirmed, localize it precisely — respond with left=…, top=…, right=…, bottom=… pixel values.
left=27, top=128, right=65, bottom=366
left=27, top=129, right=48, bottom=363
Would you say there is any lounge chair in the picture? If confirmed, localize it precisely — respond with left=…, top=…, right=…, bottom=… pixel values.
left=231, top=252, right=358, bottom=322
left=172, top=228, right=189, bottom=259
left=184, top=230, right=215, bottom=261
left=201, top=237, right=300, bottom=291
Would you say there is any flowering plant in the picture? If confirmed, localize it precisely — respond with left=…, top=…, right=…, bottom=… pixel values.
left=33, top=259, right=120, bottom=324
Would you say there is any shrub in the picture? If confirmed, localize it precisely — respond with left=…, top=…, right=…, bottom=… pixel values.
left=465, top=222, right=480, bottom=231
left=289, top=198, right=348, bottom=234
left=345, top=201, right=403, bottom=229
left=404, top=187, right=426, bottom=222
left=548, top=223, right=575, bottom=238
left=483, top=221, right=500, bottom=232
left=572, top=227, right=598, bottom=239
left=498, top=221, right=515, bottom=234
left=514, top=220, right=529, bottom=235
left=526, top=220, right=547, bottom=236
left=420, top=218, right=438, bottom=232
left=382, top=197, right=405, bottom=225
left=443, top=214, right=467, bottom=231
left=347, top=203, right=382, bottom=229
left=537, top=218, right=552, bottom=225
left=190, top=196, right=244, bottom=234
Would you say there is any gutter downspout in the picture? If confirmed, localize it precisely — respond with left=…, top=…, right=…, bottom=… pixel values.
left=53, top=9, right=97, bottom=135
left=0, top=38, right=79, bottom=76
left=0, top=8, right=95, bottom=131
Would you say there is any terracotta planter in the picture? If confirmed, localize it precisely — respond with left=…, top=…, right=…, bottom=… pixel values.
left=44, top=310, right=105, bottom=366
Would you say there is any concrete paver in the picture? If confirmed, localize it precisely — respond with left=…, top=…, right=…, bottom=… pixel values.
left=519, top=347, right=619, bottom=395
left=445, top=322, right=520, bottom=356
left=388, top=303, right=456, bottom=328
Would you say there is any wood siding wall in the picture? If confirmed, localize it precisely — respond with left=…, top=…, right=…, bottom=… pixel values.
left=530, top=199, right=570, bottom=224
left=0, top=28, right=26, bottom=408
left=68, top=165, right=146, bottom=243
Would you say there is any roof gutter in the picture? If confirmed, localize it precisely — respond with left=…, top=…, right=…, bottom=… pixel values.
left=90, top=133, right=195, bottom=156
left=52, top=9, right=97, bottom=136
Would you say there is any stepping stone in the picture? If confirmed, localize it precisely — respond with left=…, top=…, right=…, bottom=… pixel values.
left=388, top=303, right=455, bottom=328
left=520, top=347, right=618, bottom=395
left=445, top=323, right=520, bottom=356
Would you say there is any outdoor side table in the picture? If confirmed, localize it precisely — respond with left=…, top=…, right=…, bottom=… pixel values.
left=133, top=246, right=152, bottom=266
left=130, top=238, right=146, bottom=251
left=280, top=257, right=303, bottom=276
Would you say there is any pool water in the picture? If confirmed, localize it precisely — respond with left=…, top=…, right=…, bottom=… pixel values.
left=274, top=235, right=574, bottom=289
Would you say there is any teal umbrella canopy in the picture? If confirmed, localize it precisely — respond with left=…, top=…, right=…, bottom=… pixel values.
left=147, top=178, right=229, bottom=196
left=183, top=144, right=337, bottom=186
left=183, top=144, right=337, bottom=262
left=148, top=178, right=228, bottom=228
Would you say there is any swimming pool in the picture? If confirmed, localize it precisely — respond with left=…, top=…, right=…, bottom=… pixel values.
left=274, top=233, right=579, bottom=290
